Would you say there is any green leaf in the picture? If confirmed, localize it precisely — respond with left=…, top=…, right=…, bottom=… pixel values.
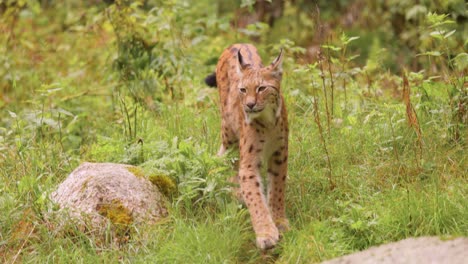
left=453, top=53, right=468, bottom=71
left=417, top=51, right=441, bottom=57
left=346, top=36, right=360, bottom=44
left=427, top=12, right=455, bottom=28
left=444, top=30, right=456, bottom=39
left=321, top=45, right=341, bottom=51
left=347, top=54, right=360, bottom=61
left=340, top=33, right=360, bottom=45
left=430, top=31, right=444, bottom=39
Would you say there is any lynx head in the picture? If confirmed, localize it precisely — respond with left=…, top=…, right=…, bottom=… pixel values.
left=237, top=49, right=284, bottom=122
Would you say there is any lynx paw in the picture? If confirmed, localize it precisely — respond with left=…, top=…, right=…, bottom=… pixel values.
left=275, top=218, right=290, bottom=233
left=255, top=227, right=279, bottom=250
left=256, top=236, right=279, bottom=250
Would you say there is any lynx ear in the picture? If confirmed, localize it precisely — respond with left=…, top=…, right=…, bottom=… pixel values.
left=237, top=50, right=250, bottom=71
left=270, top=48, right=284, bottom=78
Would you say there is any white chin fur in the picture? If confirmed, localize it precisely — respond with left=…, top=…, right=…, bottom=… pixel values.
left=245, top=106, right=277, bottom=126
left=247, top=112, right=262, bottom=119
left=244, top=112, right=258, bottom=124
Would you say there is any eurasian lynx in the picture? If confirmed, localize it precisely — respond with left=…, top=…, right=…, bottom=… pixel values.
left=205, top=44, right=288, bottom=249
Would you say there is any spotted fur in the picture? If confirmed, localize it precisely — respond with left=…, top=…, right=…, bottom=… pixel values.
left=207, top=43, right=288, bottom=250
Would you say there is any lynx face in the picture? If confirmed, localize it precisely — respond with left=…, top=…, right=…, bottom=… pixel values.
left=238, top=74, right=280, bottom=120
left=237, top=52, right=283, bottom=123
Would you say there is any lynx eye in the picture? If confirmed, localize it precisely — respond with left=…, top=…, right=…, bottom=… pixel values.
left=257, top=86, right=267, bottom=92
left=239, top=88, right=247, bottom=93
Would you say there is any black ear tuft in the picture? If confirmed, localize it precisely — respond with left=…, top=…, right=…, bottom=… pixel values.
left=237, top=50, right=249, bottom=70
left=204, top=72, right=217, bottom=87
left=238, top=50, right=244, bottom=67
left=271, top=48, right=284, bottom=71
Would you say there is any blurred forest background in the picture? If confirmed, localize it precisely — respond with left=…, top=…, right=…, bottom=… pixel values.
left=0, top=0, right=466, bottom=263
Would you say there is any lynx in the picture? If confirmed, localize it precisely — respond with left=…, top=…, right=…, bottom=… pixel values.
left=205, top=44, right=288, bottom=249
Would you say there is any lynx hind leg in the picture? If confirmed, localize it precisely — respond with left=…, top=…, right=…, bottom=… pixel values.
left=217, top=144, right=227, bottom=156
left=218, top=122, right=237, bottom=156
left=227, top=159, right=242, bottom=202
left=228, top=174, right=243, bottom=202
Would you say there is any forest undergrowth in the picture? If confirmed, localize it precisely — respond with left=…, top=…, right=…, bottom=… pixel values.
left=0, top=1, right=466, bottom=263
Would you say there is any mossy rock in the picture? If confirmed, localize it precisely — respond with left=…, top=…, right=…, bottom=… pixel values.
left=51, top=162, right=167, bottom=233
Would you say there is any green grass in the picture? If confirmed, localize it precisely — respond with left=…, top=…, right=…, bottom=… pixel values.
left=1, top=2, right=466, bottom=263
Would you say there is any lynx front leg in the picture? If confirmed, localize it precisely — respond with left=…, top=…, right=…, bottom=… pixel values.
left=239, top=157, right=279, bottom=250
left=267, top=146, right=289, bottom=232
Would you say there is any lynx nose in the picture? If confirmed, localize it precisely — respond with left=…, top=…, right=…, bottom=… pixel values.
left=246, top=102, right=256, bottom=109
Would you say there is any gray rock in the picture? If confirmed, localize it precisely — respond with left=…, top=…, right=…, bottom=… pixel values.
left=322, top=236, right=468, bottom=264
left=50, top=162, right=167, bottom=229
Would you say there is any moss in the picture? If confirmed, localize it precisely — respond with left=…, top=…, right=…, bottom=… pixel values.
left=126, top=166, right=145, bottom=179
left=127, top=166, right=177, bottom=198
left=439, top=235, right=459, bottom=241
left=148, top=174, right=177, bottom=198
left=97, top=199, right=133, bottom=227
